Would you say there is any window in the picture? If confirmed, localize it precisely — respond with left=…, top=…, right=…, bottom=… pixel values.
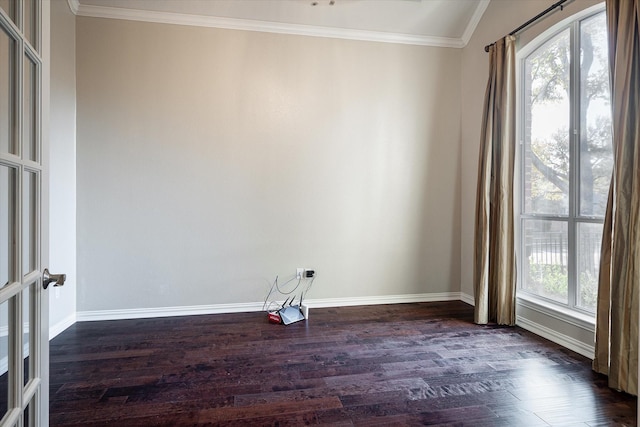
left=519, top=9, right=612, bottom=315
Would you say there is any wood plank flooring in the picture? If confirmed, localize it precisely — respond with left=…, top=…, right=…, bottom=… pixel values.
left=49, top=301, right=637, bottom=426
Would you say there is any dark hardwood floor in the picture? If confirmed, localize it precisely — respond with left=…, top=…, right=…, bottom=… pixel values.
left=49, top=301, right=636, bottom=426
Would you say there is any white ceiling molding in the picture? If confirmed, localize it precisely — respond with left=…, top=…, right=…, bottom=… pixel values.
left=67, top=0, right=487, bottom=48
left=67, top=0, right=80, bottom=15
left=461, top=0, right=490, bottom=46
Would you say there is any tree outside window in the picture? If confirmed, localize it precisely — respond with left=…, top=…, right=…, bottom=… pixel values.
left=521, top=10, right=612, bottom=314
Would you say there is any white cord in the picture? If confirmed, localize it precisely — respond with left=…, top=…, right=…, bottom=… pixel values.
left=262, top=276, right=279, bottom=311
left=263, top=273, right=317, bottom=312
left=276, top=277, right=301, bottom=295
left=301, top=276, right=315, bottom=301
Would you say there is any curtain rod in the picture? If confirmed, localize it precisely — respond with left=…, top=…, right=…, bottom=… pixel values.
left=484, top=0, right=570, bottom=52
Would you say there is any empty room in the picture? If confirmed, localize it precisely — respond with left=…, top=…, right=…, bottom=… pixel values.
left=0, top=0, right=638, bottom=425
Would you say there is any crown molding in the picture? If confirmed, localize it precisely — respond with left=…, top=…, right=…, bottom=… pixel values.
left=66, top=1, right=489, bottom=48
left=461, top=0, right=490, bottom=46
left=67, top=0, right=80, bottom=15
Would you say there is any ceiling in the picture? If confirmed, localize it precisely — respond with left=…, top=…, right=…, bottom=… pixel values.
left=71, top=0, right=490, bottom=47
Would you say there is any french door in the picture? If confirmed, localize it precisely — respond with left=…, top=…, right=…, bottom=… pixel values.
left=0, top=0, right=50, bottom=425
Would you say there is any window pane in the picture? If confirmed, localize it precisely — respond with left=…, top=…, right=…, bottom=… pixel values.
left=522, top=220, right=568, bottom=304
left=0, top=27, right=16, bottom=155
left=524, top=29, right=571, bottom=216
left=579, top=13, right=613, bottom=217
left=577, top=222, right=602, bottom=312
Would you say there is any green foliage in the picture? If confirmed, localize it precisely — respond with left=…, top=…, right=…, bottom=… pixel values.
left=530, top=128, right=569, bottom=207
left=527, top=30, right=570, bottom=105
left=527, top=263, right=567, bottom=300
left=525, top=262, right=598, bottom=312
left=579, top=270, right=598, bottom=311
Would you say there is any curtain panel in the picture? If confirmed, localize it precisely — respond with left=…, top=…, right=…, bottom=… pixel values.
left=593, top=0, right=640, bottom=396
left=473, top=36, right=517, bottom=326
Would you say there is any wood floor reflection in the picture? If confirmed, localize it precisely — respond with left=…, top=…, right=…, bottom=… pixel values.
left=49, top=301, right=636, bottom=426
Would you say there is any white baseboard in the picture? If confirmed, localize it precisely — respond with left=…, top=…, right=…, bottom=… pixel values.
left=460, top=291, right=594, bottom=358
left=77, top=301, right=265, bottom=322
left=49, top=313, right=77, bottom=340
left=460, top=292, right=474, bottom=306
left=303, top=292, right=462, bottom=308
left=516, top=315, right=595, bottom=359
left=65, top=292, right=597, bottom=363
left=76, top=292, right=463, bottom=322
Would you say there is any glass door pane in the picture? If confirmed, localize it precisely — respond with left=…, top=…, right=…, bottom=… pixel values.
left=1, top=165, right=16, bottom=288
left=1, top=26, right=16, bottom=155
left=23, top=171, right=37, bottom=275
left=0, top=0, right=16, bottom=25
left=23, top=55, right=37, bottom=162
left=23, top=0, right=37, bottom=49
left=23, top=286, right=30, bottom=386
left=0, top=301, right=8, bottom=419
left=23, top=404, right=30, bottom=427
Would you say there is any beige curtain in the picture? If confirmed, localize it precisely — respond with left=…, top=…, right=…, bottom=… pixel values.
left=593, top=0, right=640, bottom=396
left=473, top=36, right=517, bottom=326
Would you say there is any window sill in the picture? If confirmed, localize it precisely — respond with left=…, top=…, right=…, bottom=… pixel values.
left=516, top=294, right=595, bottom=333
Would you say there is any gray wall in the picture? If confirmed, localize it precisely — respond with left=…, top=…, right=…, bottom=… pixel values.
left=75, top=18, right=462, bottom=311
left=49, top=0, right=77, bottom=335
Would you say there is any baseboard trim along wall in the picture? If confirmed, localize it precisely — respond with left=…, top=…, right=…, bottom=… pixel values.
left=460, top=292, right=474, bottom=306
left=76, top=292, right=465, bottom=322
left=62, top=292, right=596, bottom=361
left=459, top=292, right=594, bottom=360
left=516, top=315, right=595, bottom=360
left=49, top=313, right=77, bottom=340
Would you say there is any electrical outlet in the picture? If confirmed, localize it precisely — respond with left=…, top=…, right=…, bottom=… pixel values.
left=296, top=268, right=304, bottom=279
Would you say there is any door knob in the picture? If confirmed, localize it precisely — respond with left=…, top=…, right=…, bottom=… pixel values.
left=43, top=269, right=66, bottom=289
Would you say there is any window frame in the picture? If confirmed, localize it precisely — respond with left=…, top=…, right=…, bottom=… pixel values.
left=515, top=3, right=609, bottom=321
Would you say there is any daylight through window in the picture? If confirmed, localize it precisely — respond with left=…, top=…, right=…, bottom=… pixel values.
left=520, top=9, right=612, bottom=315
